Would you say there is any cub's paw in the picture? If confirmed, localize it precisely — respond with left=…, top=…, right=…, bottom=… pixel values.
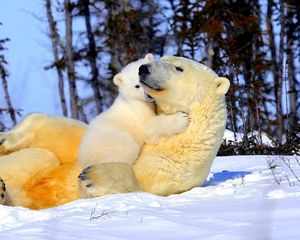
left=169, top=111, right=190, bottom=134
left=0, top=177, right=6, bottom=205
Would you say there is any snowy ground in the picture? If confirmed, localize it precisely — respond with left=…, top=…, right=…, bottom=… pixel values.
left=0, top=155, right=300, bottom=240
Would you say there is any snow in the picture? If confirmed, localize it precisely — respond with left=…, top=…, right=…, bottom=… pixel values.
left=1, top=155, right=300, bottom=239
left=223, top=129, right=274, bottom=146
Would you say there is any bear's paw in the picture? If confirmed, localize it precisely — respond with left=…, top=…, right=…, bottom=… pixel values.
left=0, top=177, right=6, bottom=205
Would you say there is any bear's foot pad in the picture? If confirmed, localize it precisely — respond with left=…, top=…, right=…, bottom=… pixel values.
left=78, top=163, right=142, bottom=199
left=78, top=166, right=95, bottom=198
left=78, top=166, right=94, bottom=188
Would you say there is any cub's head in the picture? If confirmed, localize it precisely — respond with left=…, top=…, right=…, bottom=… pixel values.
left=138, top=56, right=230, bottom=113
left=113, top=53, right=155, bottom=102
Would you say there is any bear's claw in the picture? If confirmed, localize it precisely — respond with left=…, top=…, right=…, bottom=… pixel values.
left=78, top=166, right=94, bottom=189
left=78, top=165, right=92, bottom=181
left=0, top=138, right=7, bottom=145
left=0, top=177, right=6, bottom=205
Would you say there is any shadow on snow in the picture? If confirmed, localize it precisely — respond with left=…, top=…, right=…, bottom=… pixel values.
left=204, top=171, right=252, bottom=186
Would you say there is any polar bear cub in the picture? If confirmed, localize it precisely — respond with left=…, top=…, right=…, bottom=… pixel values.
left=78, top=54, right=189, bottom=168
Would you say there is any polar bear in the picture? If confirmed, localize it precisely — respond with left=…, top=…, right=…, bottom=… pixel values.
left=0, top=56, right=229, bottom=209
left=78, top=54, right=189, bottom=168
left=78, top=54, right=189, bottom=197
left=79, top=56, right=230, bottom=197
left=0, top=113, right=87, bottom=209
left=1, top=53, right=188, bottom=207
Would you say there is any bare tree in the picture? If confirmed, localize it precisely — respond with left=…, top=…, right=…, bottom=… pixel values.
left=0, top=65, right=16, bottom=126
left=266, top=0, right=279, bottom=134
left=276, top=0, right=286, bottom=140
left=82, top=0, right=103, bottom=114
left=40, top=0, right=299, bottom=145
left=64, top=0, right=87, bottom=122
left=45, top=0, right=68, bottom=117
left=286, top=2, right=299, bottom=128
left=0, top=35, right=17, bottom=127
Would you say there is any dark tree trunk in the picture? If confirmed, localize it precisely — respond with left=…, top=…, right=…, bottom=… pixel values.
left=45, top=0, right=68, bottom=117
left=83, top=0, right=103, bottom=114
left=267, top=0, right=282, bottom=139
left=277, top=0, right=286, bottom=140
left=286, top=3, right=298, bottom=125
left=64, top=0, right=87, bottom=122
left=0, top=65, right=16, bottom=126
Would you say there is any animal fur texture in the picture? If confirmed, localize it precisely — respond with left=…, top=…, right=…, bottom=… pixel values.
left=78, top=54, right=188, bottom=168
left=79, top=56, right=230, bottom=197
left=0, top=56, right=229, bottom=209
left=0, top=113, right=87, bottom=209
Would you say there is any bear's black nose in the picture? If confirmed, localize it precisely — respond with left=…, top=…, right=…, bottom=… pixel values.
left=139, top=64, right=150, bottom=78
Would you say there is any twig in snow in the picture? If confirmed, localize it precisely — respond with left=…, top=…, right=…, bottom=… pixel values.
left=279, top=156, right=300, bottom=183
left=285, top=175, right=295, bottom=187
left=267, top=157, right=282, bottom=185
left=230, top=175, right=245, bottom=192
left=89, top=204, right=117, bottom=221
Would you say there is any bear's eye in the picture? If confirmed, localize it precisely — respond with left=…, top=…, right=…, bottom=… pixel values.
left=135, top=85, right=140, bottom=88
left=175, top=66, right=184, bottom=72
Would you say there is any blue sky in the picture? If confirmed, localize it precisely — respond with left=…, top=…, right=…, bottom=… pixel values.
left=0, top=0, right=60, bottom=124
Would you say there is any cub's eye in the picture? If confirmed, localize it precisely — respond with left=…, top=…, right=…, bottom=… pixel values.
left=175, top=66, right=184, bottom=72
left=135, top=85, right=140, bottom=88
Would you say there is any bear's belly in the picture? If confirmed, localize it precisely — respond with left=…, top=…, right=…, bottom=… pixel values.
left=25, top=163, right=81, bottom=209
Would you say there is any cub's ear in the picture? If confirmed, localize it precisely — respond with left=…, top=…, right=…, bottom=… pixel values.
left=113, top=73, right=123, bottom=86
left=215, top=77, right=230, bottom=95
left=144, top=53, right=154, bottom=62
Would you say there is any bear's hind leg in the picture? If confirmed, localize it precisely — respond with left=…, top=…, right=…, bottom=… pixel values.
left=0, top=113, right=48, bottom=154
left=0, top=128, right=33, bottom=155
left=0, top=133, right=8, bottom=154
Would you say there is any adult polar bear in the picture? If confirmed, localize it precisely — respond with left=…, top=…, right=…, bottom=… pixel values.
left=0, top=56, right=229, bottom=209
left=0, top=115, right=87, bottom=209
left=79, top=56, right=230, bottom=197
left=0, top=54, right=161, bottom=209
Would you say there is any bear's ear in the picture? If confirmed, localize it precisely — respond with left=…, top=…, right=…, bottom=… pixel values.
left=113, top=73, right=123, bottom=86
left=144, top=53, right=154, bottom=62
left=215, top=77, right=230, bottom=95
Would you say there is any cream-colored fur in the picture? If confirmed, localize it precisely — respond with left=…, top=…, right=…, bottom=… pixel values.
left=78, top=54, right=189, bottom=168
left=80, top=56, right=230, bottom=197
left=0, top=56, right=229, bottom=209
left=78, top=54, right=189, bottom=197
left=78, top=162, right=141, bottom=198
left=134, top=56, right=230, bottom=195
left=0, top=113, right=87, bottom=209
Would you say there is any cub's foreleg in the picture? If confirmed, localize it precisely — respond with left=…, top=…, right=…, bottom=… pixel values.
left=143, top=112, right=189, bottom=144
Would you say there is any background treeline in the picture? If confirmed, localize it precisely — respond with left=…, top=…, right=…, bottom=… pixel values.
left=1, top=0, right=299, bottom=153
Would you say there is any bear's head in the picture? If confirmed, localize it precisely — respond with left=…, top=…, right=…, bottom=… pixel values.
left=139, top=56, right=230, bottom=113
left=113, top=53, right=155, bottom=102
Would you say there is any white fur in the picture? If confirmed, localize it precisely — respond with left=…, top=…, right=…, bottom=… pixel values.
left=78, top=56, right=230, bottom=199
left=78, top=54, right=189, bottom=168
left=133, top=56, right=230, bottom=195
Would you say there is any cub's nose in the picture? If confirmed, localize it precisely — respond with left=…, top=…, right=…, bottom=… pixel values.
left=139, top=64, right=150, bottom=78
